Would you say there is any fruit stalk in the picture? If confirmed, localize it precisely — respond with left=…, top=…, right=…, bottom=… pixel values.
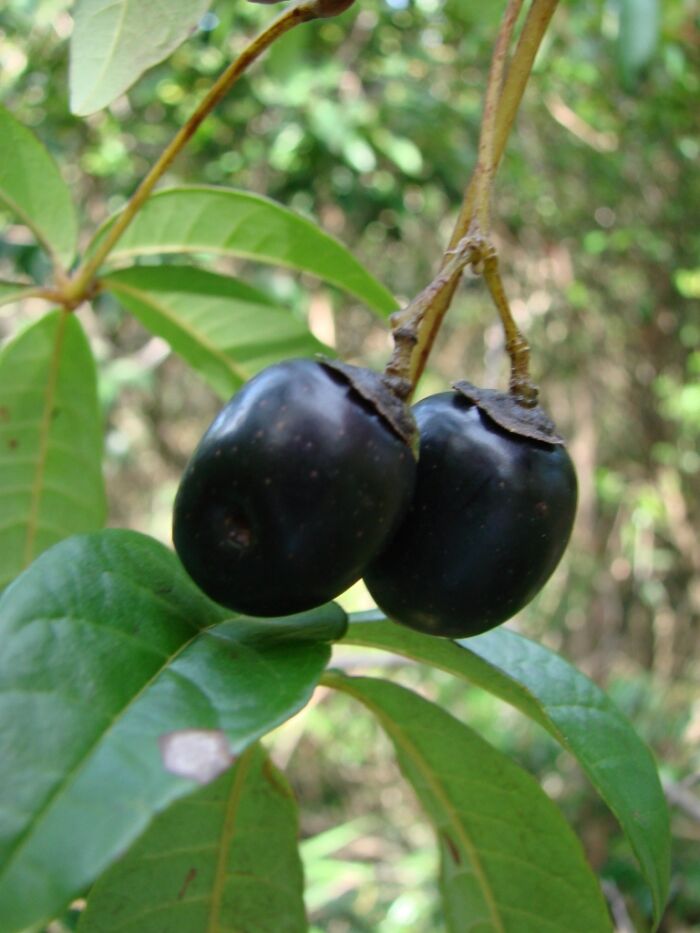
left=399, top=0, right=560, bottom=394
left=472, top=0, right=524, bottom=238
left=452, top=0, right=560, bottom=248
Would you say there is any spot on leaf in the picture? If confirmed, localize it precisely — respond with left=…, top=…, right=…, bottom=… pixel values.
left=159, top=729, right=234, bottom=785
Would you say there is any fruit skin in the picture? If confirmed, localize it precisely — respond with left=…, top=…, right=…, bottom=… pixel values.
left=364, top=391, right=578, bottom=638
left=173, top=359, right=416, bottom=617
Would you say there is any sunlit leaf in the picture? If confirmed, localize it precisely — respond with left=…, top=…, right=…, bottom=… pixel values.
left=372, top=128, right=424, bottom=176
left=343, top=613, right=670, bottom=926
left=326, top=672, right=613, bottom=933
left=0, top=529, right=345, bottom=931
left=79, top=743, right=307, bottom=932
left=89, top=187, right=397, bottom=316
left=69, top=0, right=212, bottom=115
left=0, top=106, right=78, bottom=267
left=0, top=311, right=106, bottom=592
left=104, top=265, right=327, bottom=398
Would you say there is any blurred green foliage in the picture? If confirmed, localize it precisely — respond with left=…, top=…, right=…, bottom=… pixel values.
left=2, top=0, right=699, bottom=928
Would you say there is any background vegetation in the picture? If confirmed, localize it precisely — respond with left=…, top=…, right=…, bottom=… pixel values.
left=1, top=0, right=698, bottom=929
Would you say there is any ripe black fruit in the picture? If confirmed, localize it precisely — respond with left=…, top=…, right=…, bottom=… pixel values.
left=364, top=390, right=577, bottom=638
left=173, top=359, right=416, bottom=616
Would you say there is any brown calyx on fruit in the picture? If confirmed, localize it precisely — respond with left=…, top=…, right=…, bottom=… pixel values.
left=453, top=380, right=565, bottom=445
left=320, top=359, right=418, bottom=452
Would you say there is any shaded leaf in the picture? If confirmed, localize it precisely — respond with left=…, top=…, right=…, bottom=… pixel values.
left=89, top=186, right=397, bottom=316
left=79, top=743, right=307, bottom=933
left=0, top=529, right=345, bottom=932
left=0, top=106, right=77, bottom=267
left=325, top=672, right=612, bottom=933
left=104, top=265, right=326, bottom=398
left=69, top=0, right=212, bottom=115
left=617, top=0, right=659, bottom=86
left=343, top=613, right=670, bottom=926
left=0, top=311, right=106, bottom=592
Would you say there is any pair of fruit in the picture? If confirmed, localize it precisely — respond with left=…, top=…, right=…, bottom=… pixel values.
left=172, top=358, right=577, bottom=638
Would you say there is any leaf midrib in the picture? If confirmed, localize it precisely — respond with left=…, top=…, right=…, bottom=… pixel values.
left=23, top=311, right=69, bottom=568
left=323, top=673, right=505, bottom=933
left=105, top=277, right=249, bottom=383
left=0, top=617, right=210, bottom=894
left=207, top=744, right=256, bottom=933
left=342, top=622, right=667, bottom=923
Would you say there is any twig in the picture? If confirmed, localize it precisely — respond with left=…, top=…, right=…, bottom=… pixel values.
left=63, top=0, right=329, bottom=306
left=404, top=0, right=561, bottom=393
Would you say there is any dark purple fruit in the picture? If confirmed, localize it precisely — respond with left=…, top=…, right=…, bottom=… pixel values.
left=363, top=390, right=577, bottom=638
left=173, top=359, right=416, bottom=616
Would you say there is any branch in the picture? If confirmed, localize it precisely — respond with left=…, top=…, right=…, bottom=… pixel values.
left=63, top=0, right=331, bottom=305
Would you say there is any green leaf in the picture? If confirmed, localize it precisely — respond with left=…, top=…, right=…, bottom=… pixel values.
left=0, top=529, right=345, bottom=932
left=0, top=282, right=39, bottom=311
left=79, top=743, right=307, bottom=933
left=343, top=614, right=671, bottom=927
left=0, top=311, right=106, bottom=592
left=617, top=0, right=659, bottom=85
left=372, top=128, right=424, bottom=176
left=69, top=0, right=212, bottom=115
left=89, top=186, right=397, bottom=316
left=0, top=106, right=78, bottom=267
left=325, top=673, right=613, bottom=933
left=103, top=265, right=326, bottom=398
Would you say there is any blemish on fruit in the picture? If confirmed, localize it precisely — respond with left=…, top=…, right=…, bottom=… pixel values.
left=223, top=511, right=252, bottom=549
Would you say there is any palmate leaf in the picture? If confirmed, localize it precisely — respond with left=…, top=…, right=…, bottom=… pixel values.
left=0, top=311, right=106, bottom=592
left=89, top=186, right=397, bottom=316
left=343, top=613, right=670, bottom=927
left=0, top=529, right=346, bottom=932
left=103, top=265, right=327, bottom=398
left=325, top=672, right=613, bottom=933
left=69, top=0, right=212, bottom=115
left=79, top=743, right=307, bottom=933
left=0, top=106, right=78, bottom=267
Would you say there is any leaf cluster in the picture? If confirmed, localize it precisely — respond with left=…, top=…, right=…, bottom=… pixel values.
left=0, top=1, right=684, bottom=930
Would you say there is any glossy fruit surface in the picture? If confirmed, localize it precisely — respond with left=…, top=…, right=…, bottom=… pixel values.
left=364, top=391, right=578, bottom=638
left=173, top=359, right=416, bottom=616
